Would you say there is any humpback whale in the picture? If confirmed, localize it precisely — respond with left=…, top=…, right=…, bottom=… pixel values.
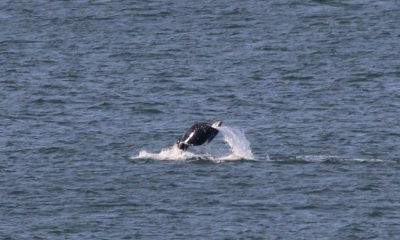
left=177, top=121, right=223, bottom=150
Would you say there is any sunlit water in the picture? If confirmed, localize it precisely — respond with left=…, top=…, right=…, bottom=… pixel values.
left=1, top=0, right=400, bottom=239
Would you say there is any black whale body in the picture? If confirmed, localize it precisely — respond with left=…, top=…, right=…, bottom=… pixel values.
left=177, top=121, right=222, bottom=150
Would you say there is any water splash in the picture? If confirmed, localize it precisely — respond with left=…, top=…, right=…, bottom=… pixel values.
left=132, top=125, right=255, bottom=162
left=135, top=145, right=200, bottom=161
left=217, top=126, right=255, bottom=160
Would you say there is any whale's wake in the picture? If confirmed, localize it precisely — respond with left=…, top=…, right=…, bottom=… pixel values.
left=133, top=126, right=255, bottom=162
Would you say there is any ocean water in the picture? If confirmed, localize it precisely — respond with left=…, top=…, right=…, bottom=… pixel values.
left=1, top=0, right=400, bottom=239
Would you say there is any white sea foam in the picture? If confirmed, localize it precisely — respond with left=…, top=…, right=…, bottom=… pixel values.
left=132, top=125, right=255, bottom=162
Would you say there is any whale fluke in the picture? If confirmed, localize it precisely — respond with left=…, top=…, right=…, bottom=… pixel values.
left=177, top=121, right=223, bottom=150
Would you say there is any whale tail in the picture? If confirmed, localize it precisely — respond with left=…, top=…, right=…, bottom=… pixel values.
left=176, top=120, right=223, bottom=151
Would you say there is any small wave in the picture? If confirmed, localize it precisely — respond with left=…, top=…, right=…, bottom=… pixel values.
left=297, top=155, right=391, bottom=163
left=132, top=125, right=255, bottom=162
left=268, top=155, right=394, bottom=163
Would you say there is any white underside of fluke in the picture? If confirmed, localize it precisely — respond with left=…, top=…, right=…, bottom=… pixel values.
left=184, top=132, right=195, bottom=144
left=211, top=121, right=222, bottom=128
